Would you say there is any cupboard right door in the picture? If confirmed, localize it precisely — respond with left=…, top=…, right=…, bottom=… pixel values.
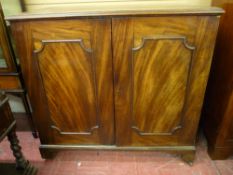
left=112, top=16, right=219, bottom=146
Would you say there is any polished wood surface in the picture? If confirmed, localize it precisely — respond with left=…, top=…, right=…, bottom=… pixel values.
left=203, top=0, right=233, bottom=160
left=10, top=9, right=221, bottom=163
left=112, top=16, right=219, bottom=147
left=0, top=75, right=21, bottom=90
left=12, top=18, right=114, bottom=145
left=6, top=7, right=224, bottom=21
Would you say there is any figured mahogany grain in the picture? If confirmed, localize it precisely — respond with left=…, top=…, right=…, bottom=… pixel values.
left=11, top=19, right=114, bottom=145
left=112, top=16, right=219, bottom=147
left=10, top=12, right=221, bottom=163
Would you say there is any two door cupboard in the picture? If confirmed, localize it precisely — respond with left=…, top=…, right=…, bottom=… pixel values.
left=8, top=8, right=223, bottom=163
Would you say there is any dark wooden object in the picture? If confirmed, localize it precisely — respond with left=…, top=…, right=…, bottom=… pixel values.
left=0, top=3, right=37, bottom=138
left=0, top=93, right=37, bottom=175
left=202, top=0, right=233, bottom=160
left=8, top=8, right=223, bottom=164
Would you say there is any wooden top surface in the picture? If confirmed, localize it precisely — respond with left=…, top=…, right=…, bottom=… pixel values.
left=5, top=1, right=224, bottom=21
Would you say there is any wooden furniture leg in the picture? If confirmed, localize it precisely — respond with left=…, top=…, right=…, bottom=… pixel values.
left=180, top=151, right=195, bottom=165
left=7, top=126, right=29, bottom=170
left=0, top=92, right=38, bottom=175
left=7, top=127, right=38, bottom=174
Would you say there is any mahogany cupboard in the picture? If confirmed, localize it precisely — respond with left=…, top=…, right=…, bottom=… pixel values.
left=7, top=7, right=223, bottom=164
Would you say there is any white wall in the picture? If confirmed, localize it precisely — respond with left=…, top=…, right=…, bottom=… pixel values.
left=24, top=0, right=212, bottom=13
left=0, top=0, right=22, bottom=16
left=8, top=94, right=26, bottom=113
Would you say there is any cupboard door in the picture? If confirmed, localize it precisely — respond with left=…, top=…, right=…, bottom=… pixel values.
left=112, top=16, right=219, bottom=146
left=12, top=19, right=114, bottom=145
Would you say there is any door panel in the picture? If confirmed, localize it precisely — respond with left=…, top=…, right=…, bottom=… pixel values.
left=112, top=16, right=219, bottom=146
left=12, top=19, right=114, bottom=145
left=132, top=39, right=194, bottom=135
left=36, top=42, right=98, bottom=135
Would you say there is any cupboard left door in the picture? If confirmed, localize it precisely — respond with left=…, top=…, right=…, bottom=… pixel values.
left=11, top=18, right=115, bottom=145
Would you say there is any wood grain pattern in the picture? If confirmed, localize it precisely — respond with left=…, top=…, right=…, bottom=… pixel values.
left=112, top=16, right=219, bottom=146
left=10, top=11, right=221, bottom=163
left=35, top=41, right=98, bottom=135
left=0, top=76, right=21, bottom=90
left=11, top=18, right=114, bottom=145
left=132, top=38, right=194, bottom=136
left=132, top=31, right=195, bottom=136
left=203, top=1, right=233, bottom=160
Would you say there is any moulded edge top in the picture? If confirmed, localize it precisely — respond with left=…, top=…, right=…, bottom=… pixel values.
left=5, top=6, right=224, bottom=21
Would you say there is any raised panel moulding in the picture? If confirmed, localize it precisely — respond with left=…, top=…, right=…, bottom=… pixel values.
left=131, top=36, right=195, bottom=136
left=33, top=39, right=100, bottom=136
left=33, top=39, right=92, bottom=54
